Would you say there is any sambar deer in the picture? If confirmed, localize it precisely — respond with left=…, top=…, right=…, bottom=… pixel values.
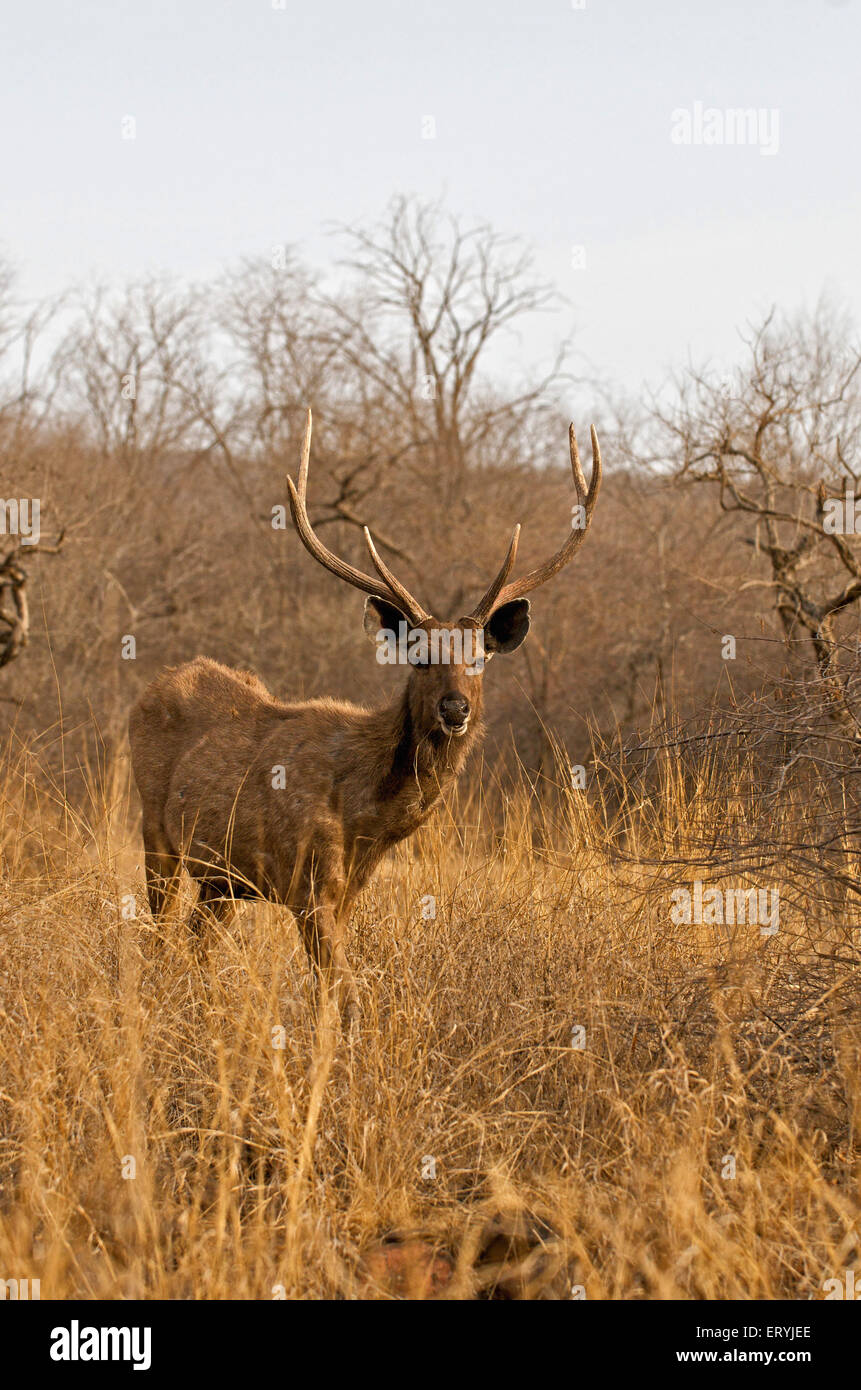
left=129, top=413, right=601, bottom=1031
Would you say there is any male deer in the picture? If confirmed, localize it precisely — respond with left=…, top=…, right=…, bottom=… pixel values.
left=129, top=413, right=601, bottom=1031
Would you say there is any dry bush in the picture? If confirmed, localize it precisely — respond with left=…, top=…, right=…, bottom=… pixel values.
left=0, top=716, right=857, bottom=1300
left=1, top=203, right=791, bottom=774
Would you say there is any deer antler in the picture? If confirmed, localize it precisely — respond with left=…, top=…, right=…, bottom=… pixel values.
left=469, top=423, right=602, bottom=625
left=286, top=410, right=428, bottom=624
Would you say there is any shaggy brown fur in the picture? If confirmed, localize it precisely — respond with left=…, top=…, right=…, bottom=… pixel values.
left=129, top=605, right=523, bottom=1027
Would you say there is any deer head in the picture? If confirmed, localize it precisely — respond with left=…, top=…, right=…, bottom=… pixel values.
left=286, top=411, right=601, bottom=741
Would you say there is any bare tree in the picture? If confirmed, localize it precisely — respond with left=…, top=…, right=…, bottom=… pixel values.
left=56, top=278, right=209, bottom=465
left=324, top=196, right=566, bottom=486
left=654, top=302, right=861, bottom=729
left=215, top=253, right=329, bottom=460
left=208, top=202, right=573, bottom=613
left=0, top=530, right=65, bottom=672
left=0, top=256, right=66, bottom=452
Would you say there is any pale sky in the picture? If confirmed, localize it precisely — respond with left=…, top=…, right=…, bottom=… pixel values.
left=2, top=0, right=859, bottom=396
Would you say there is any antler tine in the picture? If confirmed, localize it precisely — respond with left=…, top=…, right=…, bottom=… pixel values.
left=363, top=528, right=428, bottom=622
left=468, top=524, right=521, bottom=626
left=569, top=421, right=588, bottom=498
left=469, top=423, right=602, bottom=622
left=286, top=409, right=427, bottom=623
left=297, top=408, right=313, bottom=503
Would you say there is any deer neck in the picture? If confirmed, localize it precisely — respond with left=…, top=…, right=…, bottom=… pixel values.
left=373, top=683, right=477, bottom=812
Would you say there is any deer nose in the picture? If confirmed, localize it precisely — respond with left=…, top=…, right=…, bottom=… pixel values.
left=439, top=694, right=470, bottom=727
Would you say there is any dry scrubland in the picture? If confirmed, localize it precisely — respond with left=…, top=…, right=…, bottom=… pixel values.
left=0, top=722, right=858, bottom=1300
left=3, top=203, right=860, bottom=1301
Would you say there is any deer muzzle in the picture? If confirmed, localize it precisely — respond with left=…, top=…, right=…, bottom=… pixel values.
left=437, top=694, right=470, bottom=736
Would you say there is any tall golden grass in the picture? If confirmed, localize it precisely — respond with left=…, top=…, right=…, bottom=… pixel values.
left=0, top=721, right=858, bottom=1299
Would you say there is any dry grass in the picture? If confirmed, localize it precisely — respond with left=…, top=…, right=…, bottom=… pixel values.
left=0, top=729, right=859, bottom=1300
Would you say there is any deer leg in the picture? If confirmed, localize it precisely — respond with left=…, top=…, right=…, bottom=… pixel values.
left=183, top=885, right=236, bottom=1000
left=143, top=824, right=181, bottom=920
left=295, top=894, right=359, bottom=1033
left=187, top=882, right=235, bottom=939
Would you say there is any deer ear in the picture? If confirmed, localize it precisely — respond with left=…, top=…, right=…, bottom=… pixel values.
left=484, top=598, right=531, bottom=654
left=363, top=595, right=410, bottom=643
